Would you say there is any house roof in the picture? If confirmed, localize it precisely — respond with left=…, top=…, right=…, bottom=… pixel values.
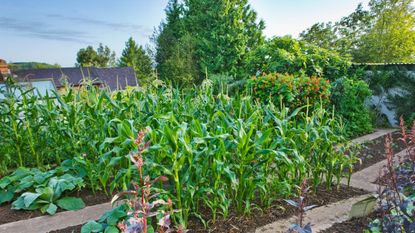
left=13, top=67, right=138, bottom=90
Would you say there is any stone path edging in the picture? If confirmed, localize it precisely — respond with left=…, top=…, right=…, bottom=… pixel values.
left=0, top=202, right=112, bottom=233
left=340, top=147, right=408, bottom=193
left=255, top=194, right=372, bottom=233
left=0, top=129, right=400, bottom=233
left=350, top=128, right=396, bottom=145
left=256, top=129, right=407, bottom=233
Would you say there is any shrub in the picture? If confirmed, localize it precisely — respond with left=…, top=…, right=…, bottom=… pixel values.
left=249, top=73, right=331, bottom=109
left=246, top=36, right=351, bottom=81
left=330, top=78, right=373, bottom=138
left=388, top=72, right=415, bottom=125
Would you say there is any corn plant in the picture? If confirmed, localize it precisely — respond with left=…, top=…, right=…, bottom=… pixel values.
left=0, top=81, right=356, bottom=229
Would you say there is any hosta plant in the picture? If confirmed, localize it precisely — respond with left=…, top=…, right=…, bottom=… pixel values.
left=0, top=166, right=84, bottom=206
left=11, top=174, right=85, bottom=215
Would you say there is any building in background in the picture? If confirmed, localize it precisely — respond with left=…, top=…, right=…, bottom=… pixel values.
left=13, top=67, right=138, bottom=94
left=1, top=66, right=138, bottom=100
left=0, top=59, right=11, bottom=81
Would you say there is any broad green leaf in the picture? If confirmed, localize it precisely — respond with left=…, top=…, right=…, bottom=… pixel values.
left=147, top=225, right=155, bottom=233
left=0, top=190, right=14, bottom=204
left=104, top=225, right=119, bottom=233
left=81, top=221, right=103, bottom=233
left=11, top=167, right=31, bottom=181
left=38, top=187, right=54, bottom=202
left=45, top=203, right=58, bottom=215
left=11, top=196, right=25, bottom=209
left=0, top=177, right=12, bottom=189
left=56, top=197, right=85, bottom=211
left=22, top=192, right=42, bottom=207
left=108, top=156, right=123, bottom=166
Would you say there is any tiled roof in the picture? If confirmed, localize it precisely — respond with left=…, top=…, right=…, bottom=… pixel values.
left=13, top=67, right=138, bottom=90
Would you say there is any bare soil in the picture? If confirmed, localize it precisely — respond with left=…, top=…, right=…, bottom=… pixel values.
left=353, top=131, right=406, bottom=173
left=320, top=211, right=381, bottom=233
left=50, top=185, right=368, bottom=233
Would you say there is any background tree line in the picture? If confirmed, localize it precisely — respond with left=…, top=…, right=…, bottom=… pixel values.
left=75, top=0, right=415, bottom=86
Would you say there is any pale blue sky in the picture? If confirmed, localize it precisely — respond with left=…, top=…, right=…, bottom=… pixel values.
left=0, top=0, right=369, bottom=66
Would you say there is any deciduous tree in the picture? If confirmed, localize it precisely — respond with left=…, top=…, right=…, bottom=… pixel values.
left=76, top=44, right=116, bottom=68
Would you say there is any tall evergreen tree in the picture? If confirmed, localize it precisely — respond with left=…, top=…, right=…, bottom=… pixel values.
left=185, top=0, right=265, bottom=78
left=119, top=37, right=153, bottom=84
left=154, top=0, right=198, bottom=86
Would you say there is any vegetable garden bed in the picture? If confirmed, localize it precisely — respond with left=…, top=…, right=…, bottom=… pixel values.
left=49, top=185, right=367, bottom=233
left=353, top=131, right=405, bottom=173
left=319, top=211, right=381, bottom=233
left=0, top=129, right=392, bottom=233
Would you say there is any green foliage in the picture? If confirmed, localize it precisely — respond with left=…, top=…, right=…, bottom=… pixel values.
left=248, top=73, right=331, bottom=109
left=76, top=43, right=117, bottom=68
left=9, top=62, right=60, bottom=71
left=246, top=36, right=351, bottom=81
left=154, top=0, right=265, bottom=83
left=300, top=1, right=415, bottom=63
left=0, top=84, right=356, bottom=227
left=356, top=0, right=415, bottom=63
left=330, top=78, right=373, bottom=137
left=1, top=169, right=86, bottom=215
left=154, top=0, right=198, bottom=86
left=387, top=71, right=415, bottom=123
left=300, top=3, right=371, bottom=59
left=161, top=34, right=199, bottom=86
left=82, top=220, right=105, bottom=233
left=185, top=0, right=265, bottom=78
left=299, top=22, right=339, bottom=54
left=81, top=205, right=128, bottom=233
left=360, top=65, right=415, bottom=125
left=119, top=37, right=154, bottom=85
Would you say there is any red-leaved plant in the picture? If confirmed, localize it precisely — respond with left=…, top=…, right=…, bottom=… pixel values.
left=112, top=130, right=184, bottom=233
left=286, top=179, right=316, bottom=233
left=369, top=118, right=415, bottom=232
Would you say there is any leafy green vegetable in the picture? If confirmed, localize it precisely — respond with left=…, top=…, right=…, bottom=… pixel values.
left=81, top=221, right=103, bottom=233
left=56, top=197, right=85, bottom=211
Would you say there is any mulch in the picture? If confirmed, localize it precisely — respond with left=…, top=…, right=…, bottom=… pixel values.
left=353, top=131, right=406, bottom=173
left=50, top=184, right=368, bottom=233
left=320, top=211, right=381, bottom=233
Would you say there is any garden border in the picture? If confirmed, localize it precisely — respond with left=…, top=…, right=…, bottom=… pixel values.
left=257, top=130, right=409, bottom=233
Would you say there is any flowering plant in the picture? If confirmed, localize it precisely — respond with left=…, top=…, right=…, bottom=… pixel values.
left=248, top=73, right=330, bottom=109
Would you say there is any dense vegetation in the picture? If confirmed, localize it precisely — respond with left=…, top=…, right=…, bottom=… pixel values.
left=0, top=82, right=357, bottom=228
left=249, top=73, right=331, bottom=109
left=3, top=0, right=414, bottom=231
left=300, top=0, right=415, bottom=63
left=8, top=62, right=60, bottom=71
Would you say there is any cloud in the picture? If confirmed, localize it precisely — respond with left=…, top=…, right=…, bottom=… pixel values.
left=46, top=14, right=152, bottom=35
left=0, top=16, right=92, bottom=43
